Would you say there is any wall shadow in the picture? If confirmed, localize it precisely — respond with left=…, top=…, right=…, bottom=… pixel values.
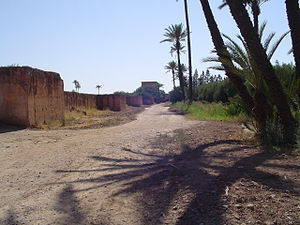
left=0, top=124, right=25, bottom=134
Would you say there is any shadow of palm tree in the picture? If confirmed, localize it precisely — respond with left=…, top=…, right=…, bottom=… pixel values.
left=54, top=140, right=299, bottom=225
left=54, top=185, right=85, bottom=225
left=1, top=210, right=23, bottom=225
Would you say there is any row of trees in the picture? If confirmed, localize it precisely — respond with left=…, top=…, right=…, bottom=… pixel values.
left=114, top=84, right=166, bottom=103
left=163, top=0, right=300, bottom=146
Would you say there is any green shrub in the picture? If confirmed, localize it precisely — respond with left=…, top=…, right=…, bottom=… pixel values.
left=169, top=101, right=247, bottom=121
left=169, top=87, right=184, bottom=103
left=194, top=79, right=236, bottom=103
left=225, top=95, right=250, bottom=117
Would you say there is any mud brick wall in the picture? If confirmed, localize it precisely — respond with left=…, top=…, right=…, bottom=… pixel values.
left=64, top=92, right=98, bottom=110
left=97, top=94, right=127, bottom=111
left=143, top=97, right=155, bottom=105
left=65, top=93, right=128, bottom=112
left=0, top=66, right=64, bottom=127
left=97, top=95, right=110, bottom=110
left=126, top=96, right=143, bottom=107
left=111, top=94, right=126, bottom=111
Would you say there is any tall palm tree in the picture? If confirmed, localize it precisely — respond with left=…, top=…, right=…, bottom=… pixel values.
left=198, top=0, right=254, bottom=112
left=226, top=0, right=297, bottom=145
left=165, top=61, right=177, bottom=89
left=177, top=0, right=193, bottom=102
left=285, top=0, right=300, bottom=80
left=178, top=63, right=188, bottom=87
left=205, top=22, right=289, bottom=88
left=219, top=0, right=269, bottom=34
left=77, top=83, right=81, bottom=93
left=73, top=80, right=81, bottom=93
left=161, top=24, right=187, bottom=100
left=96, top=85, right=102, bottom=95
left=204, top=22, right=289, bottom=133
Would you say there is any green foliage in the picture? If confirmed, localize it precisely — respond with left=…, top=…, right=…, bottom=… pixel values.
left=161, top=24, right=187, bottom=44
left=113, top=91, right=133, bottom=96
left=73, top=80, right=81, bottom=93
left=168, top=68, right=233, bottom=103
left=169, top=87, right=184, bottom=103
left=274, top=61, right=300, bottom=108
left=225, top=95, right=250, bottom=117
left=194, top=78, right=236, bottom=102
left=257, top=110, right=299, bottom=149
left=134, top=85, right=165, bottom=102
left=169, top=101, right=247, bottom=121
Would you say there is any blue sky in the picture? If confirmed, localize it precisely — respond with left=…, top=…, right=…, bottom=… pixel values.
left=0, top=0, right=293, bottom=94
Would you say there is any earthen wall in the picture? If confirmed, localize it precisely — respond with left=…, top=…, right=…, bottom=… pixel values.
left=126, top=96, right=143, bottom=107
left=0, top=67, right=64, bottom=127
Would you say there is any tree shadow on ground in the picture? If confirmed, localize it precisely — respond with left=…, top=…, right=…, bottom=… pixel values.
left=55, top=140, right=299, bottom=225
left=54, top=185, right=85, bottom=225
left=1, top=210, right=23, bottom=225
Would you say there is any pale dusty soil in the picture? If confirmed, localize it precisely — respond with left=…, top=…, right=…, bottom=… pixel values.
left=0, top=104, right=299, bottom=225
left=0, top=104, right=199, bottom=225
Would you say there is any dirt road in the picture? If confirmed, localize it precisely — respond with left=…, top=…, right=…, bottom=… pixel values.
left=0, top=104, right=201, bottom=225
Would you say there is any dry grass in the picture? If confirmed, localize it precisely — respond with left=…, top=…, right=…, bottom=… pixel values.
left=43, top=106, right=145, bottom=130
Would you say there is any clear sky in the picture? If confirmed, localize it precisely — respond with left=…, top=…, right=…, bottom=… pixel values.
left=0, top=0, right=293, bottom=94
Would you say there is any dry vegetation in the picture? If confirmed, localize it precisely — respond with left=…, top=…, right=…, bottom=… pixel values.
left=42, top=106, right=146, bottom=130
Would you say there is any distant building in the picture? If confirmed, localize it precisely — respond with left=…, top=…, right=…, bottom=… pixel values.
left=141, top=81, right=159, bottom=92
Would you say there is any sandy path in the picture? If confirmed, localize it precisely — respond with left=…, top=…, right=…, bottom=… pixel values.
left=0, top=104, right=201, bottom=225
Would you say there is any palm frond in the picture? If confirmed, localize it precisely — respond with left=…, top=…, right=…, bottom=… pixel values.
left=267, top=31, right=289, bottom=60
left=223, top=33, right=250, bottom=69
left=258, top=21, right=267, bottom=39
left=208, top=65, right=225, bottom=71
left=263, top=32, right=275, bottom=50
left=218, top=0, right=227, bottom=9
left=202, top=56, right=220, bottom=63
left=160, top=38, right=173, bottom=43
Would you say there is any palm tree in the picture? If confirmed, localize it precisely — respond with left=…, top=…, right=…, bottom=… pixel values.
left=226, top=0, right=297, bottom=145
left=204, top=22, right=289, bottom=133
left=205, top=22, right=289, bottom=87
left=285, top=0, right=300, bottom=80
left=178, top=63, right=188, bottom=87
left=219, top=0, right=269, bottom=34
left=161, top=24, right=187, bottom=100
left=73, top=80, right=81, bottom=93
left=96, top=85, right=102, bottom=95
left=198, top=0, right=254, bottom=112
left=177, top=0, right=193, bottom=102
left=165, top=61, right=177, bottom=89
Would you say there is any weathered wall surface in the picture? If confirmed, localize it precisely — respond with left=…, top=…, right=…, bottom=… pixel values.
left=126, top=96, right=143, bottom=107
left=111, top=94, right=127, bottom=111
left=0, top=67, right=64, bottom=127
left=143, top=97, right=155, bottom=105
left=65, top=93, right=128, bottom=111
left=0, top=66, right=142, bottom=127
left=64, top=92, right=98, bottom=110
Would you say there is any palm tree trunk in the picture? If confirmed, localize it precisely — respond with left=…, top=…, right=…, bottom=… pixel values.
left=176, top=47, right=186, bottom=100
left=285, top=0, right=300, bottom=80
left=172, top=69, right=176, bottom=89
left=227, top=0, right=297, bottom=144
left=251, top=2, right=260, bottom=34
left=184, top=0, right=193, bottom=103
left=199, top=0, right=254, bottom=111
